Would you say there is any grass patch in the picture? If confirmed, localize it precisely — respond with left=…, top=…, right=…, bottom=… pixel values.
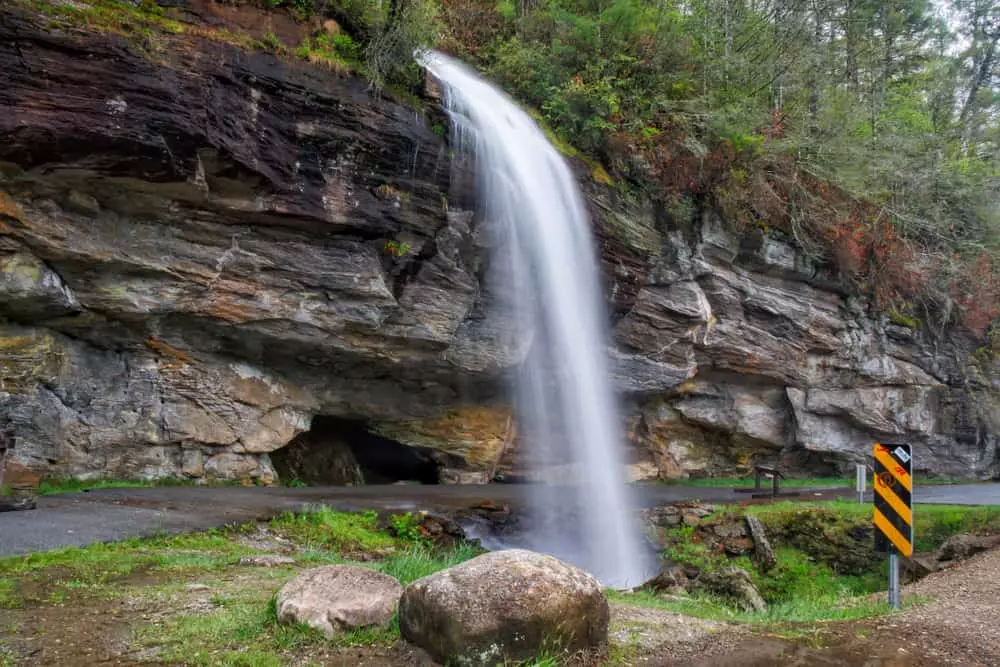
left=269, top=508, right=399, bottom=554
left=632, top=499, right=1000, bottom=629
left=24, top=0, right=185, bottom=39
left=18, top=0, right=272, bottom=56
left=377, top=542, right=483, bottom=585
left=663, top=477, right=855, bottom=488
left=141, top=586, right=402, bottom=666
left=609, top=587, right=907, bottom=626
left=36, top=477, right=189, bottom=495
left=737, top=499, right=1000, bottom=552
left=0, top=531, right=258, bottom=591
left=136, top=538, right=484, bottom=666
left=0, top=579, right=20, bottom=609
left=0, top=508, right=483, bottom=665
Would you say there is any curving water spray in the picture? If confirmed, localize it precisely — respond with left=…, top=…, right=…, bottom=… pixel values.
left=419, top=51, right=651, bottom=587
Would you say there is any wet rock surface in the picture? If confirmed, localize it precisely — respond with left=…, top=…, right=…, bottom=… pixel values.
left=0, top=2, right=997, bottom=483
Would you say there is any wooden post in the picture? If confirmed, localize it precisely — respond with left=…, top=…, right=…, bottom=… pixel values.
left=488, top=416, right=515, bottom=482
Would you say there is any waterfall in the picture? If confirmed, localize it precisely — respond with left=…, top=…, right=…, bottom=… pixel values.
left=420, top=51, right=650, bottom=587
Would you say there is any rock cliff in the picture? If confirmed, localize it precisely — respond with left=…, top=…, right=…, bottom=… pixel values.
left=0, top=2, right=996, bottom=483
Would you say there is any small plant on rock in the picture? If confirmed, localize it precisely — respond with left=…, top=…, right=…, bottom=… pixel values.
left=384, top=240, right=413, bottom=258
left=389, top=513, right=425, bottom=545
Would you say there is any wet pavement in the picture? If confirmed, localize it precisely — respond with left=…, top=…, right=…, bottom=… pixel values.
left=0, top=482, right=995, bottom=557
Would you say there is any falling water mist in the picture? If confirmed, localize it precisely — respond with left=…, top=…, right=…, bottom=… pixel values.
left=419, top=51, right=651, bottom=587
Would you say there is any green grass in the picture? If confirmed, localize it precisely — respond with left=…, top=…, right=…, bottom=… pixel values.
left=734, top=499, right=1000, bottom=552
left=269, top=508, right=400, bottom=553
left=23, top=0, right=185, bottom=37
left=36, top=477, right=187, bottom=495
left=377, top=542, right=483, bottom=585
left=0, top=508, right=484, bottom=665
left=131, top=537, right=483, bottom=666
left=662, top=477, right=854, bottom=488
left=141, top=587, right=403, bottom=666
left=0, top=578, right=19, bottom=609
left=0, top=531, right=259, bottom=590
left=633, top=499, right=1000, bottom=630
left=608, top=586, right=910, bottom=626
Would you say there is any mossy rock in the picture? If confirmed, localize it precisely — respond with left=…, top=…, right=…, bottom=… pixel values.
left=761, top=509, right=876, bottom=576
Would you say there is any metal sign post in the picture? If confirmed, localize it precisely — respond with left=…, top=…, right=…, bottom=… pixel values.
left=856, top=463, right=866, bottom=504
left=873, top=442, right=913, bottom=611
left=888, top=549, right=901, bottom=610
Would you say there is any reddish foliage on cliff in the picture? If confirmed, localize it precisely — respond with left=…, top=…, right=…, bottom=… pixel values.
left=606, top=126, right=997, bottom=334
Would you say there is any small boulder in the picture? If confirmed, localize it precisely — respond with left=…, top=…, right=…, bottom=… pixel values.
left=398, top=549, right=609, bottom=665
left=697, top=567, right=767, bottom=613
left=638, top=565, right=689, bottom=595
left=904, top=553, right=940, bottom=582
left=276, top=565, right=402, bottom=638
left=938, top=533, right=1000, bottom=563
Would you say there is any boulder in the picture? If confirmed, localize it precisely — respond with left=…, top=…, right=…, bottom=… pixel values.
left=398, top=549, right=609, bottom=665
left=696, top=567, right=767, bottom=613
left=638, top=565, right=689, bottom=595
left=937, top=533, right=1000, bottom=563
left=275, top=565, right=402, bottom=638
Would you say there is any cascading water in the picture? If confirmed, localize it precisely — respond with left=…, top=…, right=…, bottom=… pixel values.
left=420, top=51, right=651, bottom=587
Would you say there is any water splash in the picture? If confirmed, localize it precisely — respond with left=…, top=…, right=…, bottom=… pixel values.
left=419, top=51, right=651, bottom=587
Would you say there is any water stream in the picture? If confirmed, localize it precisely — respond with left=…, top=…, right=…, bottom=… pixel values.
left=419, top=51, right=651, bottom=587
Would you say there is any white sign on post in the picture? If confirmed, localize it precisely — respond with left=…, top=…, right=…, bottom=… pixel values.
left=856, top=463, right=866, bottom=503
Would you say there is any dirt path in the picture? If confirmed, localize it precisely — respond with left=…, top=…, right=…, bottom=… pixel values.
left=861, top=546, right=1000, bottom=666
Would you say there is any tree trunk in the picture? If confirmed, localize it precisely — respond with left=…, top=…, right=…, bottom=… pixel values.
left=959, top=34, right=999, bottom=126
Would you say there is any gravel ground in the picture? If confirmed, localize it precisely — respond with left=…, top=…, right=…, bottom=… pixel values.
left=610, top=603, right=751, bottom=664
left=865, top=547, right=1000, bottom=666
left=620, top=548, right=1000, bottom=667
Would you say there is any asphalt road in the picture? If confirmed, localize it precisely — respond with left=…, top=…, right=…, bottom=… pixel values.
left=0, top=482, right=995, bottom=557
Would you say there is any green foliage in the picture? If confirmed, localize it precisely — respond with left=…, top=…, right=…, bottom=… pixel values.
left=377, top=542, right=483, bottom=585
left=294, top=30, right=361, bottom=69
left=659, top=476, right=855, bottom=488
left=889, top=310, right=921, bottom=329
left=363, top=0, right=440, bottom=90
left=268, top=508, right=398, bottom=554
left=0, top=509, right=484, bottom=666
left=425, top=0, right=1000, bottom=331
left=0, top=579, right=19, bottom=610
left=637, top=500, right=1000, bottom=625
left=388, top=513, right=424, bottom=544
left=914, top=505, right=1000, bottom=552
left=262, top=0, right=319, bottom=20
left=384, top=239, right=414, bottom=257
left=261, top=31, right=283, bottom=52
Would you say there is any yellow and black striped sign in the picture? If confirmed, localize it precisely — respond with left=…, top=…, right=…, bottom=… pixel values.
left=873, top=443, right=913, bottom=557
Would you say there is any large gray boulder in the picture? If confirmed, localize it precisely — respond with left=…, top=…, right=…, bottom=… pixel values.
left=275, top=565, right=402, bottom=638
left=398, top=549, right=609, bottom=665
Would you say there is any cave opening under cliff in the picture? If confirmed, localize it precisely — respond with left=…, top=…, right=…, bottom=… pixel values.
left=271, top=416, right=442, bottom=486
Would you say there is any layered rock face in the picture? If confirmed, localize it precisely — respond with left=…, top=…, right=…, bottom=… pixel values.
left=0, top=4, right=996, bottom=482
left=611, top=212, right=1000, bottom=480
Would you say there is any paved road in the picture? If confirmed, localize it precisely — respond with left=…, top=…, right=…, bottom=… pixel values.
left=912, top=483, right=1000, bottom=505
left=0, top=482, right=994, bottom=557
